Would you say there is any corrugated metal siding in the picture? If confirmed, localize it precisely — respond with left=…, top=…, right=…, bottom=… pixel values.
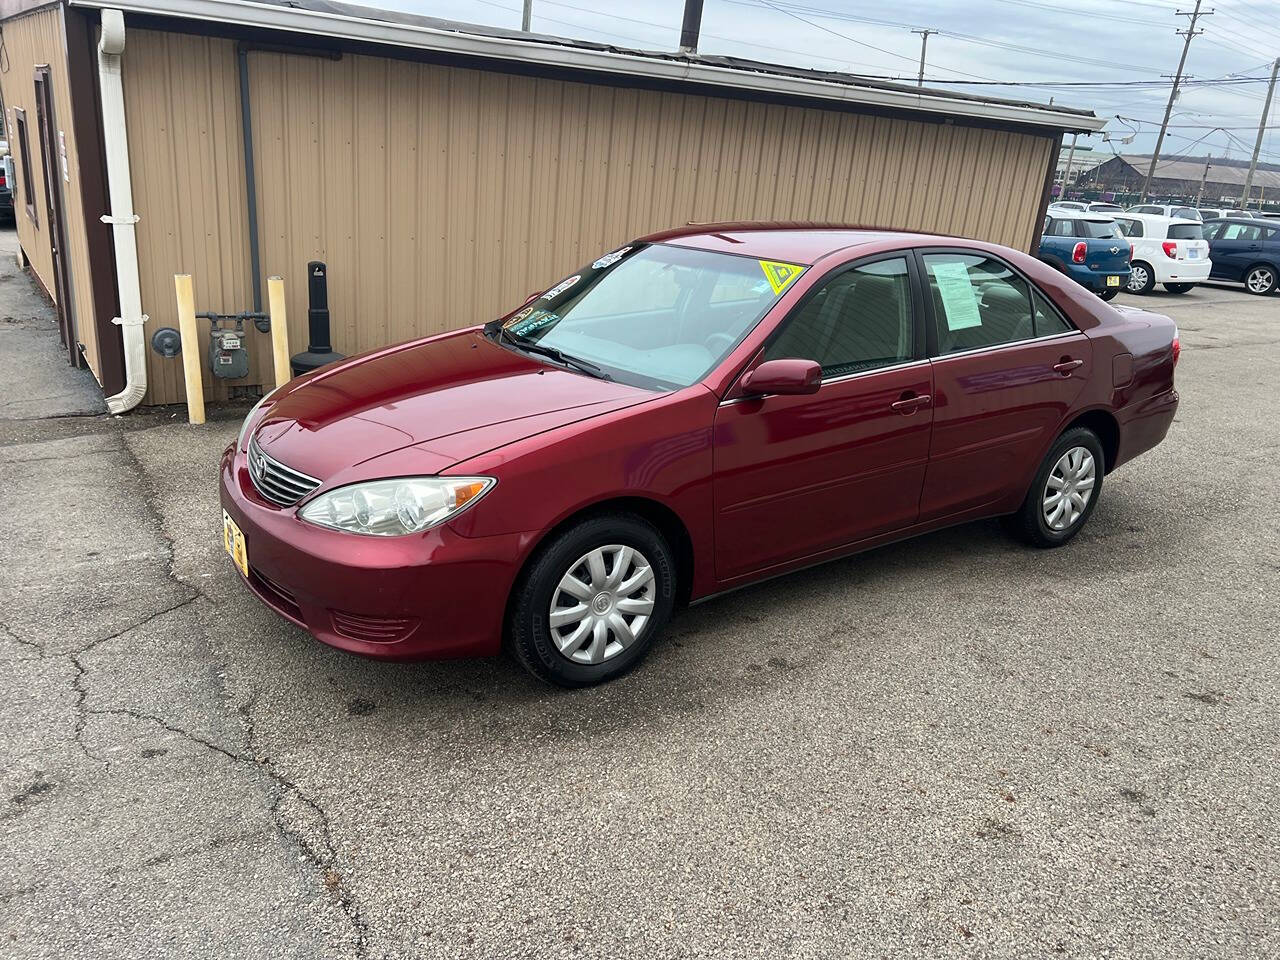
left=125, top=33, right=1054, bottom=405
left=121, top=30, right=259, bottom=406
left=0, top=5, right=101, bottom=380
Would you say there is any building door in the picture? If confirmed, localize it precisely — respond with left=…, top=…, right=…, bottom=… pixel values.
left=33, top=65, right=78, bottom=367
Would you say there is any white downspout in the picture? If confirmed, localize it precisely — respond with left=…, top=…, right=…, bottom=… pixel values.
left=99, top=8, right=147, bottom=414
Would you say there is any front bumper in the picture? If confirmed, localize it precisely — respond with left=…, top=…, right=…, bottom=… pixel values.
left=219, top=445, right=528, bottom=660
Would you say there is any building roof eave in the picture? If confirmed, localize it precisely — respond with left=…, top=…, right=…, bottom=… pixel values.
left=64, top=0, right=1106, bottom=134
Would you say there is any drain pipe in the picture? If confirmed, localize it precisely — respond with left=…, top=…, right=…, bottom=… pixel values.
left=98, top=9, right=147, bottom=414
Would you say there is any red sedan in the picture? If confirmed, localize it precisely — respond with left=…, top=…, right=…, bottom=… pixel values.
left=221, top=223, right=1179, bottom=686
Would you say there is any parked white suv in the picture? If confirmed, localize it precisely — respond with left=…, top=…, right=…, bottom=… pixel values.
left=1112, top=213, right=1212, bottom=294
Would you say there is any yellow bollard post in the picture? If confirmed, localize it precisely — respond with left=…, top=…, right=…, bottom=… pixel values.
left=173, top=274, right=206, bottom=425
left=266, top=275, right=291, bottom=390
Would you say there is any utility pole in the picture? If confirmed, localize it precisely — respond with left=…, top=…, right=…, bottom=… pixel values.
left=521, top=0, right=532, bottom=32
left=1060, top=133, right=1079, bottom=203
left=1196, top=156, right=1212, bottom=203
left=1240, top=57, right=1279, bottom=206
left=911, top=29, right=937, bottom=87
left=1140, top=0, right=1211, bottom=201
left=679, top=0, right=705, bottom=53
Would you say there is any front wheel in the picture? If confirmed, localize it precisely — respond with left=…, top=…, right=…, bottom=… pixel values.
left=1164, top=283, right=1193, bottom=294
left=1245, top=263, right=1277, bottom=295
left=507, top=513, right=677, bottom=687
left=1005, top=427, right=1105, bottom=548
left=1127, top=262, right=1154, bottom=294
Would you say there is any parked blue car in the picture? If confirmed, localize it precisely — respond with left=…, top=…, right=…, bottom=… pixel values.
left=1038, top=211, right=1132, bottom=301
left=1203, top=217, right=1280, bottom=295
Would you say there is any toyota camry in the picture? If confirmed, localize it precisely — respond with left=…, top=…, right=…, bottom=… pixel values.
left=221, top=223, right=1179, bottom=686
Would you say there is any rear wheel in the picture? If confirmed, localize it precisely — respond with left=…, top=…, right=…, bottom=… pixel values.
left=1127, top=262, right=1154, bottom=294
left=1244, top=263, right=1277, bottom=295
left=1164, top=283, right=1193, bottom=294
left=507, top=513, right=677, bottom=687
left=1005, top=427, right=1105, bottom=548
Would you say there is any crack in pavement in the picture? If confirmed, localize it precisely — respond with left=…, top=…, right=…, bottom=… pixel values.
left=87, top=704, right=371, bottom=957
left=106, top=431, right=372, bottom=957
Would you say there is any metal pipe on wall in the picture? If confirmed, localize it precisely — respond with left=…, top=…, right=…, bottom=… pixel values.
left=237, top=44, right=263, bottom=313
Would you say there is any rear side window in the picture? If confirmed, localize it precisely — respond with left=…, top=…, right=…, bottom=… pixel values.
left=1115, top=218, right=1143, bottom=238
left=1168, top=223, right=1204, bottom=240
left=1032, top=289, right=1074, bottom=336
left=765, top=257, right=914, bottom=377
left=923, top=253, right=1036, bottom=355
left=1221, top=223, right=1263, bottom=241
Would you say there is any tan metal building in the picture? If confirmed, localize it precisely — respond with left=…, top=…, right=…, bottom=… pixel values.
left=0, top=0, right=1104, bottom=408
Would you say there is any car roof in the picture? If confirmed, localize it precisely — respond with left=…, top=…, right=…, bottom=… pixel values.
left=1049, top=210, right=1115, bottom=221
left=638, top=222, right=940, bottom=263
left=1116, top=211, right=1190, bottom=223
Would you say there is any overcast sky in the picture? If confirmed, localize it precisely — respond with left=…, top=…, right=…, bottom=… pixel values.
left=362, top=0, right=1280, bottom=163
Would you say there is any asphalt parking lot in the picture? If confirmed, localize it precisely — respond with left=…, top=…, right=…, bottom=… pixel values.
left=2, top=227, right=1277, bottom=958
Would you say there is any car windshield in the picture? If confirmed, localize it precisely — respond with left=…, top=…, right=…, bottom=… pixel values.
left=1076, top=219, right=1124, bottom=239
left=1091, top=204, right=1122, bottom=212
left=1173, top=207, right=1201, bottom=220
left=496, top=243, right=802, bottom=389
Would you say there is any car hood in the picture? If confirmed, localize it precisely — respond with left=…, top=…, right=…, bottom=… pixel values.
left=251, top=329, right=651, bottom=479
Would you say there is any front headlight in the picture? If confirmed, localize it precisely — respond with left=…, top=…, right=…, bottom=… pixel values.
left=298, top=476, right=495, bottom=537
left=238, top=387, right=278, bottom=451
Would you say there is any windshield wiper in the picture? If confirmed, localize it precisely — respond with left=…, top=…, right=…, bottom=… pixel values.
left=498, top=328, right=612, bottom=381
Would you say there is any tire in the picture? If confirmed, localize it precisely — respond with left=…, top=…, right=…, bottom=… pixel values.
left=1098, top=288, right=1119, bottom=301
left=1164, top=283, right=1193, bottom=294
left=1005, top=427, right=1105, bottom=548
left=1244, top=263, right=1277, bottom=295
left=507, top=512, right=677, bottom=687
left=1127, top=261, right=1154, bottom=294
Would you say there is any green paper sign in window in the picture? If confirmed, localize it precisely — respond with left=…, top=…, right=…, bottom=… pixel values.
left=930, top=261, right=983, bottom=331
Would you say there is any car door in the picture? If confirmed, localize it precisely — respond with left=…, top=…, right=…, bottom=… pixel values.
left=1208, top=221, right=1263, bottom=280
left=915, top=250, right=1092, bottom=523
left=712, top=254, right=933, bottom=580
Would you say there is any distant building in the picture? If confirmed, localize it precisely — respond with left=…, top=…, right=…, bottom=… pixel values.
left=1078, top=154, right=1280, bottom=204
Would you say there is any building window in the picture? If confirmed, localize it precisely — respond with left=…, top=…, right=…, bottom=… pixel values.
left=13, top=107, right=37, bottom=226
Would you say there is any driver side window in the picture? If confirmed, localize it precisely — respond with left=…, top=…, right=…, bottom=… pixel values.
left=764, top=257, right=914, bottom=378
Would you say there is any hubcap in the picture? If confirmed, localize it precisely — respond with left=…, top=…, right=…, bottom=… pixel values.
left=1247, top=268, right=1273, bottom=293
left=549, top=545, right=655, bottom=664
left=1042, top=446, right=1096, bottom=532
left=1128, top=265, right=1148, bottom=291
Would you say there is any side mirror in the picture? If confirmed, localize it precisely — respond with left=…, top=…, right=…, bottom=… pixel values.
left=739, top=358, right=822, bottom=397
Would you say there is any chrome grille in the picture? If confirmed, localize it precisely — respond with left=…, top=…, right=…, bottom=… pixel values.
left=248, top=440, right=320, bottom=507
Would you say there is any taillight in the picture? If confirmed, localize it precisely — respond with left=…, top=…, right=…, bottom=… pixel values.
left=1162, top=241, right=1178, bottom=259
left=1172, top=327, right=1180, bottom=367
left=1072, top=241, right=1087, bottom=264
left=1128, top=242, right=1134, bottom=261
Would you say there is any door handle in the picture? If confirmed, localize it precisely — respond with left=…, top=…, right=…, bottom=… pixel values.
left=890, top=393, right=931, bottom=414
left=1053, top=359, right=1084, bottom=376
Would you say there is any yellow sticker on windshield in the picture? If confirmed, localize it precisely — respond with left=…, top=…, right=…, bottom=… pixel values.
left=759, top=259, right=805, bottom=296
